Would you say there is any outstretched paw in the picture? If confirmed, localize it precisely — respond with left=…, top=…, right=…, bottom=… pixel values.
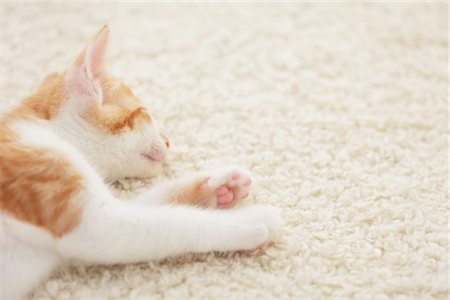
left=201, top=167, right=253, bottom=209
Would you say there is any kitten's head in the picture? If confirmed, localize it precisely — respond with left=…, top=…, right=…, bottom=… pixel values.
left=55, top=25, right=169, bottom=181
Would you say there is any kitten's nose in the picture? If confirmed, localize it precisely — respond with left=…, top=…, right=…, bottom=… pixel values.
left=161, top=133, right=170, bottom=149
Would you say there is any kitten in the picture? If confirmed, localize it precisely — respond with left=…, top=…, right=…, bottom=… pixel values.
left=0, top=26, right=281, bottom=299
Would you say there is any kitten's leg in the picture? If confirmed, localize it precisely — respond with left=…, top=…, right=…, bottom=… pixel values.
left=1, top=217, right=59, bottom=300
left=11, top=125, right=279, bottom=266
left=59, top=195, right=281, bottom=265
left=134, top=166, right=253, bottom=209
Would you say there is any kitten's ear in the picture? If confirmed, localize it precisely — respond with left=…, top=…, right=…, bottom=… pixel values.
left=75, top=25, right=109, bottom=78
left=66, top=25, right=109, bottom=105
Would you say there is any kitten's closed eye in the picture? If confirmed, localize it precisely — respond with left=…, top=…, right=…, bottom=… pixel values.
left=39, top=25, right=170, bottom=180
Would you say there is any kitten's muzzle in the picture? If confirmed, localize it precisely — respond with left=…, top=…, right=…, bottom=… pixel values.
left=141, top=149, right=166, bottom=163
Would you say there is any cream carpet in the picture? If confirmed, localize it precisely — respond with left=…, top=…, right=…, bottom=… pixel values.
left=1, top=2, right=448, bottom=300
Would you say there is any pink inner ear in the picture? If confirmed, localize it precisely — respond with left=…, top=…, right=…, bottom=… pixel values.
left=87, top=26, right=109, bottom=78
left=66, top=26, right=109, bottom=107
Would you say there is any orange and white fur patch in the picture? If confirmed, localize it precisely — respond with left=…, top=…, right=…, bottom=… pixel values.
left=0, top=26, right=281, bottom=300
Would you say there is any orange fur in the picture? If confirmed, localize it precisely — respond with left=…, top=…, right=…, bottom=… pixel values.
left=0, top=70, right=79, bottom=238
left=0, top=26, right=153, bottom=237
left=2, top=72, right=66, bottom=124
left=0, top=142, right=84, bottom=237
left=166, top=178, right=217, bottom=208
left=83, top=76, right=152, bottom=135
left=84, top=102, right=152, bottom=135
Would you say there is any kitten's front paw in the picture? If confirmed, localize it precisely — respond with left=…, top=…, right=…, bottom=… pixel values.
left=201, top=166, right=253, bottom=209
left=234, top=205, right=282, bottom=252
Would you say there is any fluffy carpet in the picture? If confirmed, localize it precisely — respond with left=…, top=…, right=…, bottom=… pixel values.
left=1, top=2, right=448, bottom=300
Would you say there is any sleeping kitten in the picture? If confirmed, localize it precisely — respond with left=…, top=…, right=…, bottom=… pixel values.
left=0, top=25, right=281, bottom=299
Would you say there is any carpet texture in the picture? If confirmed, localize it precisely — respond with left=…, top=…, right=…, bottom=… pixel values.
left=1, top=2, right=448, bottom=300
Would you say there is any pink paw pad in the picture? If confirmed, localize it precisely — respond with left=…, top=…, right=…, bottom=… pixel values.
left=216, top=186, right=234, bottom=207
left=204, top=167, right=253, bottom=209
left=216, top=186, right=229, bottom=196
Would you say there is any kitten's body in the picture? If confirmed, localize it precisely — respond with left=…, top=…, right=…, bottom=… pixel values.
left=0, top=26, right=281, bottom=299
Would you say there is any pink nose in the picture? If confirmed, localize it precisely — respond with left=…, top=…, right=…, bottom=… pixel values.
left=161, top=133, right=170, bottom=149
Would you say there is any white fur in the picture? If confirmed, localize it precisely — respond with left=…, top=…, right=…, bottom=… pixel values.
left=1, top=78, right=281, bottom=299
left=134, top=166, right=253, bottom=207
left=51, top=96, right=166, bottom=181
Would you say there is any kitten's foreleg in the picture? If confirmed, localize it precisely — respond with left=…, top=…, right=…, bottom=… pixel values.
left=59, top=198, right=281, bottom=264
left=134, top=166, right=253, bottom=209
